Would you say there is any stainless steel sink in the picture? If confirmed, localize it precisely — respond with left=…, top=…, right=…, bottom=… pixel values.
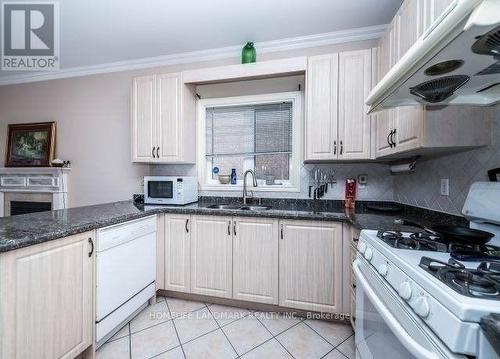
left=205, top=204, right=271, bottom=211
left=205, top=204, right=242, bottom=210
left=239, top=205, right=272, bottom=211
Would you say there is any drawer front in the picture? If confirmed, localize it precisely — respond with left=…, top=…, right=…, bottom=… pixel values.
left=1, top=177, right=26, bottom=186
left=97, top=215, right=156, bottom=252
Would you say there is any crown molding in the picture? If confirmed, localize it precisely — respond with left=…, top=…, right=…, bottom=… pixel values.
left=0, top=24, right=386, bottom=86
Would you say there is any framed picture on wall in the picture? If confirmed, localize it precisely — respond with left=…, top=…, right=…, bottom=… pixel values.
left=5, top=122, right=56, bottom=167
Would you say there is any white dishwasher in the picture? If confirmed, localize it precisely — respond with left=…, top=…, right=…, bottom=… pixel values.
left=96, top=215, right=156, bottom=345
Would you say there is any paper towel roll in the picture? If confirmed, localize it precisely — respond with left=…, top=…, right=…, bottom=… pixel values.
left=390, top=161, right=416, bottom=174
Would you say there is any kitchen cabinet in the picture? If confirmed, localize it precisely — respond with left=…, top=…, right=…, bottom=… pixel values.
left=190, top=215, right=232, bottom=298
left=338, top=49, right=372, bottom=160
left=164, top=214, right=191, bottom=293
left=0, top=232, right=94, bottom=359
left=279, top=220, right=343, bottom=313
left=131, top=72, right=196, bottom=164
left=305, top=49, right=373, bottom=161
left=232, top=217, right=279, bottom=304
left=305, top=54, right=338, bottom=160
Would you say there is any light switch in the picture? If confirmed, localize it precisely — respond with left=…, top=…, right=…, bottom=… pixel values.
left=440, top=179, right=449, bottom=196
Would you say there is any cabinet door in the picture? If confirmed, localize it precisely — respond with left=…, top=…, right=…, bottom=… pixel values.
left=157, top=73, right=182, bottom=162
left=338, top=49, right=372, bottom=160
left=279, top=220, right=343, bottom=313
left=190, top=215, right=232, bottom=298
left=397, top=0, right=424, bottom=59
left=395, top=106, right=424, bottom=152
left=305, top=54, right=339, bottom=160
left=132, top=75, right=156, bottom=162
left=233, top=217, right=279, bottom=304
left=375, top=109, right=395, bottom=157
left=0, top=232, right=93, bottom=359
left=164, top=214, right=191, bottom=293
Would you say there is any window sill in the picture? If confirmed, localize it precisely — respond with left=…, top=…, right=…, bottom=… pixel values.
left=199, top=184, right=300, bottom=193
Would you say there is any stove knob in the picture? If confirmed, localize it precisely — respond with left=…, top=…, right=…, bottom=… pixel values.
left=358, top=242, right=367, bottom=254
left=398, top=281, right=412, bottom=301
left=414, top=296, right=430, bottom=318
left=378, top=264, right=389, bottom=277
left=364, top=248, right=373, bottom=261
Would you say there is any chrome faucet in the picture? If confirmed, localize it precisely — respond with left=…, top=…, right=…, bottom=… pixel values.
left=243, top=169, right=258, bottom=205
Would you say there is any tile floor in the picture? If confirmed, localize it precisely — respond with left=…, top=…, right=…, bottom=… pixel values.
left=97, top=296, right=355, bottom=359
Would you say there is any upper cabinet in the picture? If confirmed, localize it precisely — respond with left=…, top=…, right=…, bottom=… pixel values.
left=131, top=72, right=196, bottom=163
left=305, top=49, right=373, bottom=161
left=374, top=0, right=490, bottom=159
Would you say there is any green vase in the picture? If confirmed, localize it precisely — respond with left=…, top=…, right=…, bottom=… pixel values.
left=241, top=42, right=256, bottom=64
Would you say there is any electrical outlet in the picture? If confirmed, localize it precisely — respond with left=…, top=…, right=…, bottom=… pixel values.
left=440, top=179, right=449, bottom=196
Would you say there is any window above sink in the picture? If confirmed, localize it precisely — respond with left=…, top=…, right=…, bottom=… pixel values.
left=197, top=92, right=302, bottom=193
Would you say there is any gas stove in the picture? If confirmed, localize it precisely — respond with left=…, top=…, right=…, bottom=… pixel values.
left=420, top=257, right=500, bottom=300
left=377, top=230, right=500, bottom=261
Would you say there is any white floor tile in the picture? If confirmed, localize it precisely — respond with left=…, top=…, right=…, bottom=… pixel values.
left=253, top=311, right=301, bottom=335
left=323, top=349, right=349, bottom=359
left=208, top=304, right=250, bottom=326
left=241, top=338, right=292, bottom=359
left=182, top=329, right=237, bottom=359
left=337, top=336, right=355, bottom=359
left=131, top=320, right=180, bottom=359
left=107, top=323, right=129, bottom=342
left=305, top=319, right=353, bottom=346
left=97, top=336, right=130, bottom=359
left=276, top=322, right=333, bottom=359
left=166, top=297, right=205, bottom=317
left=222, top=314, right=272, bottom=355
left=154, top=346, right=185, bottom=359
left=130, top=300, right=171, bottom=333
left=173, top=307, right=218, bottom=344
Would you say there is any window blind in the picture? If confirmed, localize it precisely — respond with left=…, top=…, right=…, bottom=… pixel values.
left=206, top=102, right=292, bottom=158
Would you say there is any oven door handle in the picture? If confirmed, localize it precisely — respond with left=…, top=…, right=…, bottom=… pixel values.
left=353, top=260, right=439, bottom=359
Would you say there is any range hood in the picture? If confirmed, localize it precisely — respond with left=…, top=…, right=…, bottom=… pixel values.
left=366, top=0, right=500, bottom=113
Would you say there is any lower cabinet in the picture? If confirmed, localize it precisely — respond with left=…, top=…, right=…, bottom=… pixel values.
left=279, top=220, right=343, bottom=313
left=233, top=217, right=279, bottom=304
left=161, top=214, right=343, bottom=313
left=0, top=232, right=94, bottom=359
left=164, top=214, right=191, bottom=293
left=190, top=215, right=233, bottom=298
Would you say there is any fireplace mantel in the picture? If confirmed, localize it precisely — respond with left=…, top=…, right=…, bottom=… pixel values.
left=0, top=167, right=70, bottom=216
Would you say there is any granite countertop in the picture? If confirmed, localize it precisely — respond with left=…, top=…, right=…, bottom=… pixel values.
left=0, top=198, right=466, bottom=253
left=480, top=314, right=500, bottom=356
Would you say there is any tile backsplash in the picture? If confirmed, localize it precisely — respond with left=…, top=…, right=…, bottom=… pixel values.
left=394, top=103, right=500, bottom=215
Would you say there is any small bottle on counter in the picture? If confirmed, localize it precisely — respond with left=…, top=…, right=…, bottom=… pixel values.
left=230, top=168, right=237, bottom=185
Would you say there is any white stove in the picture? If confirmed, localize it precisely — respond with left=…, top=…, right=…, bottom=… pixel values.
left=354, top=182, right=500, bottom=359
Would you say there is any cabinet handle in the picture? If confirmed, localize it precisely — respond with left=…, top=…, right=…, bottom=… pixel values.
left=340, top=140, right=343, bottom=155
left=227, top=221, right=231, bottom=236
left=333, top=140, right=337, bottom=155
left=391, top=129, right=397, bottom=147
left=88, top=238, right=94, bottom=257
left=280, top=224, right=284, bottom=240
left=152, top=147, right=156, bottom=158
left=156, top=147, right=160, bottom=158
left=233, top=221, right=237, bottom=236
left=387, top=130, right=393, bottom=147
left=185, top=219, right=189, bottom=233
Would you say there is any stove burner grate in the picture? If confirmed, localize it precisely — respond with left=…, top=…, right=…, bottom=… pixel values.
left=419, top=257, right=500, bottom=299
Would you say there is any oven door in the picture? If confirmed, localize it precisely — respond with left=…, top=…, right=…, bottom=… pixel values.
left=145, top=179, right=175, bottom=204
left=353, top=259, right=464, bottom=359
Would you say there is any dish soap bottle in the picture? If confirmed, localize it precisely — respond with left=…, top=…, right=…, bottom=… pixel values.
left=230, top=168, right=237, bottom=185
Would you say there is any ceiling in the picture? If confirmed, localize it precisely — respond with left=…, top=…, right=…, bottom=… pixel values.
left=0, top=0, right=402, bottom=84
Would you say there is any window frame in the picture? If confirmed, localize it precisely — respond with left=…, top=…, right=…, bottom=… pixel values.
left=197, top=91, right=302, bottom=192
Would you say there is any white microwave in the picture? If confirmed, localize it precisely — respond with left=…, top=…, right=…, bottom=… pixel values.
left=143, top=176, right=198, bottom=205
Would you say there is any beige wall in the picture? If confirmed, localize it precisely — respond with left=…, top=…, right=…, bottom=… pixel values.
left=0, top=40, right=377, bottom=208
